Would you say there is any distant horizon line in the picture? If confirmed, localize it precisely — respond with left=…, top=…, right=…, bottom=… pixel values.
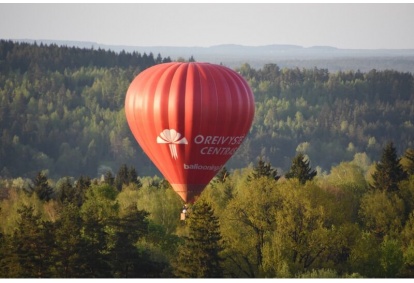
left=5, top=38, right=414, bottom=51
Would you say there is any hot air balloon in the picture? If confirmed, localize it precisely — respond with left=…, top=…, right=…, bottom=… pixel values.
left=125, top=62, right=255, bottom=203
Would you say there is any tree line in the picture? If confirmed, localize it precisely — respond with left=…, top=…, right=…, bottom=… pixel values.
left=1, top=142, right=414, bottom=277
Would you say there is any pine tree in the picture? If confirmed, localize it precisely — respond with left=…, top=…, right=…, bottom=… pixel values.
left=127, top=165, right=142, bottom=188
left=56, top=177, right=74, bottom=204
left=80, top=215, right=111, bottom=277
left=114, top=164, right=142, bottom=190
left=214, top=167, right=230, bottom=184
left=285, top=152, right=317, bottom=184
left=73, top=175, right=91, bottom=207
left=371, top=142, right=407, bottom=192
left=11, top=205, right=54, bottom=277
left=0, top=216, right=12, bottom=277
left=52, top=203, right=89, bottom=277
left=248, top=156, right=280, bottom=181
left=172, top=201, right=224, bottom=278
left=104, top=170, right=114, bottom=186
left=115, top=164, right=129, bottom=191
left=107, top=205, right=163, bottom=278
left=29, top=171, right=54, bottom=201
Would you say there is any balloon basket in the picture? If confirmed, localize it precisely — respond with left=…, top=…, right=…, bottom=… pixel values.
left=180, top=204, right=189, bottom=221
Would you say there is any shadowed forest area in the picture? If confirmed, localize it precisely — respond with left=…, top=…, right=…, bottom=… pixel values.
left=1, top=40, right=414, bottom=278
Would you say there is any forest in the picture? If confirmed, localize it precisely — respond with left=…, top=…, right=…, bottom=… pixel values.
left=1, top=40, right=414, bottom=278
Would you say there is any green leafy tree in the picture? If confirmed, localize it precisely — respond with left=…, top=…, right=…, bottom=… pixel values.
left=172, top=201, right=224, bottom=278
left=81, top=183, right=119, bottom=224
left=400, top=212, right=414, bottom=277
left=358, top=190, right=405, bottom=239
left=223, top=176, right=280, bottom=277
left=0, top=219, right=16, bottom=277
left=269, top=180, right=333, bottom=275
left=324, top=162, right=368, bottom=222
left=285, top=152, right=317, bottom=184
left=350, top=234, right=403, bottom=278
left=349, top=232, right=383, bottom=277
left=380, top=237, right=403, bottom=277
left=370, top=142, right=407, bottom=192
left=134, top=181, right=182, bottom=235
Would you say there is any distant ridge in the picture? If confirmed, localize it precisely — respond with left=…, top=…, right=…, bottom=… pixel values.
left=9, top=38, right=414, bottom=72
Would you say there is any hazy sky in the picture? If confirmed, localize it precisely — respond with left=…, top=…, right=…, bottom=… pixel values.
left=1, top=3, right=414, bottom=49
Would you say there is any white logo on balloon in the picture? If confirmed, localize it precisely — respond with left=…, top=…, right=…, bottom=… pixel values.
left=157, top=129, right=188, bottom=159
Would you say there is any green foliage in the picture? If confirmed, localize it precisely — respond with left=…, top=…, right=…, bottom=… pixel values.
left=1, top=41, right=414, bottom=179
left=370, top=142, right=408, bottom=192
left=400, top=211, right=414, bottom=277
left=114, top=164, right=141, bottom=191
left=213, top=166, right=230, bottom=184
left=350, top=234, right=404, bottom=278
left=320, top=162, right=368, bottom=222
left=380, top=237, right=403, bottom=277
left=106, top=205, right=165, bottom=278
left=52, top=202, right=89, bottom=277
left=55, top=176, right=74, bottom=204
left=402, top=243, right=414, bottom=277
left=10, top=205, right=54, bottom=277
left=401, top=148, right=414, bottom=176
left=1, top=155, right=413, bottom=278
left=0, top=40, right=171, bottom=179
left=269, top=180, right=334, bottom=274
left=80, top=183, right=119, bottom=222
left=133, top=179, right=182, bottom=234
left=359, top=190, right=405, bottom=239
left=324, top=161, right=368, bottom=194
left=248, top=156, right=280, bottom=181
left=223, top=176, right=280, bottom=277
left=297, top=268, right=339, bottom=278
left=285, top=152, right=317, bottom=184
left=28, top=171, right=53, bottom=201
left=172, top=201, right=224, bottom=278
left=0, top=186, right=46, bottom=235
left=1, top=40, right=414, bottom=278
left=349, top=232, right=382, bottom=277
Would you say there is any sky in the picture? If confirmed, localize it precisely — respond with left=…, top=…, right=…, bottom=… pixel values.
left=1, top=3, right=414, bottom=49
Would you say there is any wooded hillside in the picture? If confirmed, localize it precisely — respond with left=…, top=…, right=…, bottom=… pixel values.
left=0, top=40, right=413, bottom=179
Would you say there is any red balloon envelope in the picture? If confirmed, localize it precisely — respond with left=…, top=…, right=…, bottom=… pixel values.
left=125, top=62, right=255, bottom=203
